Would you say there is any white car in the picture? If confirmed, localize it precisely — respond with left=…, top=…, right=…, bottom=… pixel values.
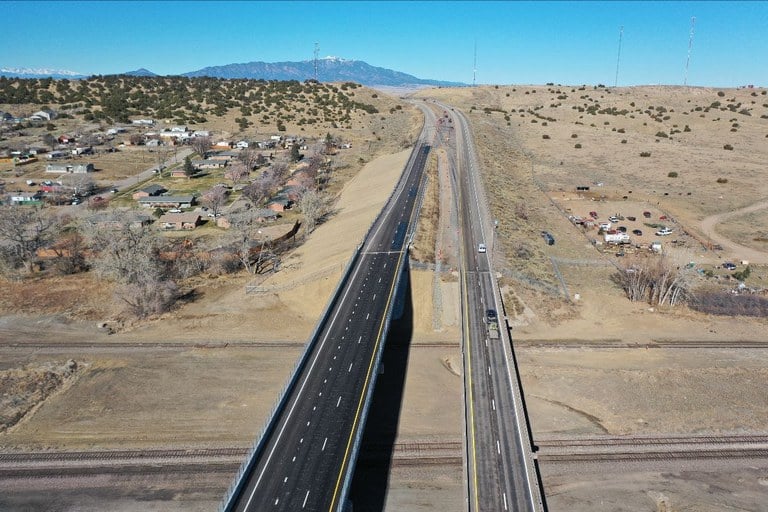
left=655, top=227, right=673, bottom=236
left=478, top=243, right=487, bottom=253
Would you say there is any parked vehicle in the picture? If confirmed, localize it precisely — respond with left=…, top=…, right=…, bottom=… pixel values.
left=589, top=211, right=598, bottom=218
left=643, top=211, right=652, bottom=218
left=486, top=309, right=498, bottom=322
left=632, top=229, right=643, bottom=236
left=478, top=243, right=486, bottom=253
left=626, top=216, right=637, bottom=221
left=722, top=262, right=737, bottom=270
left=541, top=231, right=555, bottom=245
left=655, top=227, right=673, bottom=236
left=617, top=226, right=627, bottom=233
left=604, top=231, right=630, bottom=244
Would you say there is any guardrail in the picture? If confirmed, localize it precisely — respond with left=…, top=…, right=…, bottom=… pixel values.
left=220, top=139, right=430, bottom=512
left=219, top=245, right=362, bottom=511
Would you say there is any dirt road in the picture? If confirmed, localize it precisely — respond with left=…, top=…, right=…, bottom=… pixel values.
left=700, top=199, right=768, bottom=264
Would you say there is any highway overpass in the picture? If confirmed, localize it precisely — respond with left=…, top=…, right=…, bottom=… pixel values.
left=222, top=138, right=431, bottom=511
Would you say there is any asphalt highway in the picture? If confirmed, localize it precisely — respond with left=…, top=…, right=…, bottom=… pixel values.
left=444, top=102, right=539, bottom=512
left=225, top=142, right=430, bottom=512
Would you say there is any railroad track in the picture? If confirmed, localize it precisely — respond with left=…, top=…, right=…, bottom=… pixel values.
left=537, top=434, right=768, bottom=448
left=516, top=340, right=768, bottom=349
left=540, top=448, right=768, bottom=463
left=536, top=434, right=768, bottom=464
left=1, top=341, right=306, bottom=350
left=0, top=440, right=464, bottom=477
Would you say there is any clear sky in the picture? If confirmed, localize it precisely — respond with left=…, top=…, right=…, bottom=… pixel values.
left=3, top=1, right=767, bottom=87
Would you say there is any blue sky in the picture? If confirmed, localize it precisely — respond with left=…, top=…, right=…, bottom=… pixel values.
left=3, top=1, right=767, bottom=87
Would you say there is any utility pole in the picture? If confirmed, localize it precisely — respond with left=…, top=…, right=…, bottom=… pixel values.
left=684, top=16, right=696, bottom=86
left=314, top=42, right=319, bottom=81
left=614, top=26, right=623, bottom=87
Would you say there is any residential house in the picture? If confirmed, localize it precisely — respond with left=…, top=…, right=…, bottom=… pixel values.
left=158, top=212, right=202, bottom=230
left=207, top=150, right=238, bottom=161
left=214, top=140, right=232, bottom=148
left=132, top=184, right=167, bottom=200
left=45, top=163, right=94, bottom=174
left=192, top=130, right=211, bottom=138
left=137, top=195, right=195, bottom=209
left=192, top=159, right=227, bottom=170
left=131, top=119, right=155, bottom=126
left=235, top=140, right=249, bottom=149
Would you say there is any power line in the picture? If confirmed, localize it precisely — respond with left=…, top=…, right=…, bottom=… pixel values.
left=614, top=26, right=623, bottom=87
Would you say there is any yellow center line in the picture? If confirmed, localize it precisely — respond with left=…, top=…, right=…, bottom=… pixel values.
left=328, top=161, right=421, bottom=510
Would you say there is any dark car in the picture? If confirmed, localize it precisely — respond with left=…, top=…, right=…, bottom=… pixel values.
left=632, top=229, right=643, bottom=236
left=626, top=216, right=637, bottom=221
left=541, top=231, right=555, bottom=245
left=722, top=262, right=737, bottom=270
left=486, top=309, right=498, bottom=322
left=617, top=226, right=627, bottom=233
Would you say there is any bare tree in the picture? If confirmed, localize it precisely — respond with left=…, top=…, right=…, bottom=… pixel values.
left=613, top=255, right=690, bottom=306
left=42, top=133, right=57, bottom=150
left=61, top=173, right=95, bottom=198
left=191, top=136, right=212, bottom=157
left=83, top=214, right=180, bottom=317
left=242, top=178, right=270, bottom=207
left=49, top=231, right=88, bottom=275
left=201, top=185, right=229, bottom=219
left=0, top=206, right=59, bottom=274
left=226, top=211, right=272, bottom=274
left=237, top=148, right=262, bottom=171
left=224, top=161, right=250, bottom=185
left=297, top=189, right=328, bottom=234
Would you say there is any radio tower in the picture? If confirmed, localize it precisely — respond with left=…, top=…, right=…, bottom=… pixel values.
left=614, top=26, right=623, bottom=87
left=314, top=42, right=319, bottom=81
left=684, top=17, right=695, bottom=86
left=472, top=39, right=477, bottom=86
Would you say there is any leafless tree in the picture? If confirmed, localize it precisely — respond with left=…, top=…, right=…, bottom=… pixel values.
left=83, top=213, right=162, bottom=284
left=267, top=161, right=289, bottom=187
left=224, top=161, right=250, bottom=185
left=226, top=211, right=274, bottom=274
left=0, top=206, right=59, bottom=274
left=42, top=133, right=57, bottom=150
left=49, top=232, right=88, bottom=275
left=242, top=178, right=270, bottom=207
left=201, top=185, right=229, bottom=219
left=191, top=136, right=212, bottom=157
left=237, top=148, right=263, bottom=171
left=61, top=173, right=95, bottom=197
left=83, top=213, right=180, bottom=317
left=297, top=189, right=329, bottom=235
left=613, top=255, right=690, bottom=306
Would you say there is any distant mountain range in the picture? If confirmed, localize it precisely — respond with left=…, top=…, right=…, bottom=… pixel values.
left=0, top=67, right=87, bottom=79
left=0, top=58, right=464, bottom=87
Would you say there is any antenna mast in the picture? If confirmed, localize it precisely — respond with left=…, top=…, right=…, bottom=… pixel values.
left=314, top=42, right=319, bottom=81
left=684, top=16, right=695, bottom=86
left=614, top=26, right=623, bottom=87
left=473, top=39, right=477, bottom=86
